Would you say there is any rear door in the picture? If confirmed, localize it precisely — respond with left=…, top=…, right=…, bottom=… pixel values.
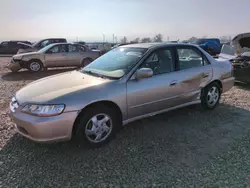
left=66, top=44, right=85, bottom=66
left=44, top=44, right=68, bottom=67
left=172, top=46, right=213, bottom=105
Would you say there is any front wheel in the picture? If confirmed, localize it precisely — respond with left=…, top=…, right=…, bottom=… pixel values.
left=75, top=105, right=120, bottom=147
left=27, top=60, right=43, bottom=72
left=201, top=82, right=221, bottom=109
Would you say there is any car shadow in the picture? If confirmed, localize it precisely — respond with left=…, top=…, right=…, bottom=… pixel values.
left=234, top=81, right=250, bottom=91
left=1, top=68, right=76, bottom=81
left=1, top=103, right=250, bottom=186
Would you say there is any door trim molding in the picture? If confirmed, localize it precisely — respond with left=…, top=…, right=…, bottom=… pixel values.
left=123, top=100, right=200, bottom=125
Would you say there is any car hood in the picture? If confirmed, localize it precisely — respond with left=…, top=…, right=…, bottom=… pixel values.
left=13, top=51, right=40, bottom=59
left=15, top=70, right=111, bottom=104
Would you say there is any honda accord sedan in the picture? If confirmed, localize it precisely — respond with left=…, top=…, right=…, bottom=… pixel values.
left=9, top=43, right=235, bottom=147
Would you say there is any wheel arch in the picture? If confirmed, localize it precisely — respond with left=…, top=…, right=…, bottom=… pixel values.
left=81, top=57, right=93, bottom=66
left=210, top=79, right=223, bottom=92
left=72, top=100, right=123, bottom=137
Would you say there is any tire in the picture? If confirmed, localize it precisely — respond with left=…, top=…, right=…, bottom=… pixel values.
left=81, top=58, right=93, bottom=67
left=75, top=105, right=120, bottom=147
left=27, top=60, right=43, bottom=72
left=201, top=82, right=221, bottom=110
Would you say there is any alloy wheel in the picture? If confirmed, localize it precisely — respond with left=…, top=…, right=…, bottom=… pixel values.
left=85, top=113, right=113, bottom=143
left=30, top=62, right=41, bottom=71
left=207, top=86, right=219, bottom=107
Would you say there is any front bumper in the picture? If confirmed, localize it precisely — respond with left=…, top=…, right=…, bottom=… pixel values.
left=10, top=110, right=79, bottom=143
left=6, top=59, right=22, bottom=72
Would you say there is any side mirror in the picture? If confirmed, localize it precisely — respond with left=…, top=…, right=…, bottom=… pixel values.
left=135, top=68, right=153, bottom=79
left=46, top=50, right=52, bottom=54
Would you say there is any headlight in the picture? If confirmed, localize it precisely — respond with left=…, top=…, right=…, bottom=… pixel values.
left=13, top=56, right=23, bottom=61
left=21, top=104, right=65, bottom=117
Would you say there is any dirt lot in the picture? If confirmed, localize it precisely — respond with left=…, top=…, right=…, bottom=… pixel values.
left=1, top=57, right=250, bottom=187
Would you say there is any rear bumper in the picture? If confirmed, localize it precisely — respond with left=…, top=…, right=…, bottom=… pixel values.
left=221, top=77, right=235, bottom=93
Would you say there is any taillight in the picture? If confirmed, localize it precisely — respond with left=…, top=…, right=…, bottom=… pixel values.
left=231, top=63, right=234, bottom=76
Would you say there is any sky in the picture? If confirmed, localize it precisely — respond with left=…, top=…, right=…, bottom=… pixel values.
left=0, top=0, right=250, bottom=42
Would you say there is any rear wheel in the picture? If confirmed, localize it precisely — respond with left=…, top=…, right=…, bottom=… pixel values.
left=201, top=82, right=221, bottom=109
left=75, top=105, right=120, bottom=147
left=27, top=60, right=43, bottom=72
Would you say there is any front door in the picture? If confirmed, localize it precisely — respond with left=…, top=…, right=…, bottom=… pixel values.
left=127, top=47, right=182, bottom=119
left=44, top=44, right=68, bottom=67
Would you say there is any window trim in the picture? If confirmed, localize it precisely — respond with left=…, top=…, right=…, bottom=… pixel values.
left=137, top=47, right=176, bottom=76
left=175, top=45, right=210, bottom=71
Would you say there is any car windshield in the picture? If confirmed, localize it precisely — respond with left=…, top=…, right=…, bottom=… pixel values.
left=38, top=44, right=55, bottom=53
left=192, top=39, right=206, bottom=45
left=220, top=44, right=236, bottom=55
left=81, top=47, right=147, bottom=79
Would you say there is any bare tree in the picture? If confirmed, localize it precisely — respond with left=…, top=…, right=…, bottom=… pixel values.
left=120, top=36, right=128, bottom=44
left=153, top=34, right=163, bottom=42
left=141, top=37, right=152, bottom=43
left=130, top=37, right=140, bottom=44
left=187, top=36, right=197, bottom=43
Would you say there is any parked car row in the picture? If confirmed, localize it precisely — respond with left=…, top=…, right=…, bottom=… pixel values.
left=0, top=38, right=67, bottom=55
left=7, top=42, right=101, bottom=72
left=9, top=43, right=235, bottom=147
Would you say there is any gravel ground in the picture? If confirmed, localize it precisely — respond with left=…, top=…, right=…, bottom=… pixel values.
left=1, top=57, right=250, bottom=187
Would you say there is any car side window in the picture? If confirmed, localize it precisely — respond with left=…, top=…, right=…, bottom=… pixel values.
left=77, top=45, right=86, bottom=52
left=48, top=45, right=60, bottom=53
left=177, top=47, right=207, bottom=70
left=1, top=42, right=8, bottom=46
left=68, top=45, right=78, bottom=52
left=47, top=45, right=67, bottom=53
left=140, top=48, right=174, bottom=75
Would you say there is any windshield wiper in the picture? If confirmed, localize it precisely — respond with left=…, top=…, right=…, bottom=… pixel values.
left=81, top=70, right=107, bottom=79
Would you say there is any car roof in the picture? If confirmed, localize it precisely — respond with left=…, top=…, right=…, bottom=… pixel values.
left=47, top=42, right=86, bottom=47
left=120, top=42, right=198, bottom=49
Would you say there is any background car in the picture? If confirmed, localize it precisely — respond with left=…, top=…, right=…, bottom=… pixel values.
left=9, top=43, right=234, bottom=147
left=231, top=32, right=250, bottom=55
left=17, top=38, right=67, bottom=54
left=0, top=40, right=32, bottom=55
left=219, top=44, right=250, bottom=83
left=192, top=38, right=221, bottom=56
left=7, top=43, right=100, bottom=72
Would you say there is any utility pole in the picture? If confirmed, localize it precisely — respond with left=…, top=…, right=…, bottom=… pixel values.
left=112, top=34, right=115, bottom=44
left=102, top=34, right=105, bottom=44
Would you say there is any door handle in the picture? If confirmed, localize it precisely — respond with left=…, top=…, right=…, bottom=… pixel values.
left=170, top=80, right=177, bottom=86
left=203, top=73, right=209, bottom=78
